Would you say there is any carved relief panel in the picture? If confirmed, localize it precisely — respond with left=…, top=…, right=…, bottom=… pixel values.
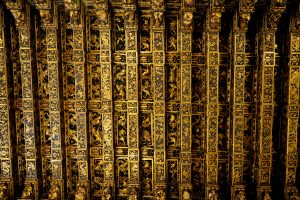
left=0, top=1, right=299, bottom=200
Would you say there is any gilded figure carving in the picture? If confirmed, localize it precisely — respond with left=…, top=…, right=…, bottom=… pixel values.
left=102, top=184, right=112, bottom=200
left=117, top=158, right=129, bottom=197
left=125, top=11, right=135, bottom=27
left=140, top=112, right=152, bottom=146
left=96, top=10, right=108, bottom=26
left=208, top=189, right=218, bottom=200
left=21, top=183, right=34, bottom=198
left=184, top=0, right=193, bottom=6
left=154, top=12, right=163, bottom=28
left=153, top=0, right=163, bottom=7
left=208, top=12, right=221, bottom=30
left=183, top=12, right=193, bottom=29
left=166, top=17, right=177, bottom=51
left=11, top=10, right=25, bottom=27
left=0, top=183, right=8, bottom=200
left=115, top=16, right=125, bottom=51
left=183, top=190, right=191, bottom=200
left=156, top=188, right=166, bottom=200
left=142, top=160, right=153, bottom=194
left=75, top=183, right=87, bottom=200
left=114, top=64, right=126, bottom=100
left=48, top=184, right=61, bottom=200
left=235, top=190, right=246, bottom=200
left=140, top=16, right=151, bottom=51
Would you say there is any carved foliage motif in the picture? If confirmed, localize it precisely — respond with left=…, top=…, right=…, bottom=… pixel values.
left=168, top=160, right=178, bottom=196
left=40, top=111, right=51, bottom=195
left=191, top=159, right=204, bottom=196
left=125, top=11, right=135, bottom=27
left=117, top=158, right=129, bottom=197
left=140, top=112, right=152, bottom=147
left=96, top=10, right=109, bottom=27
left=244, top=66, right=253, bottom=102
left=89, top=15, right=100, bottom=51
left=155, top=115, right=165, bottom=149
left=115, top=16, right=125, bottom=51
left=37, top=28, right=48, bottom=98
left=91, top=159, right=104, bottom=197
left=66, top=63, right=75, bottom=99
left=140, top=64, right=153, bottom=100
left=166, top=65, right=179, bottom=101
left=192, top=66, right=205, bottom=102
left=181, top=65, right=191, bottom=101
left=192, top=115, right=203, bottom=150
left=115, top=112, right=128, bottom=147
left=208, top=12, right=221, bottom=31
left=142, top=160, right=153, bottom=195
left=140, top=16, right=151, bottom=52
left=11, top=24, right=22, bottom=98
left=183, top=12, right=193, bottom=30
left=166, top=16, right=178, bottom=52
left=289, top=68, right=299, bottom=104
left=128, top=114, right=138, bottom=148
left=67, top=158, right=79, bottom=195
left=89, top=63, right=101, bottom=99
left=167, top=113, right=179, bottom=147
left=114, top=64, right=126, bottom=100
left=154, top=12, right=163, bottom=28
left=90, top=112, right=102, bottom=146
left=67, top=111, right=77, bottom=146
left=181, top=116, right=191, bottom=151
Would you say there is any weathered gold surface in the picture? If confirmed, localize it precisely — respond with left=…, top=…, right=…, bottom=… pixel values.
left=0, top=0, right=299, bottom=199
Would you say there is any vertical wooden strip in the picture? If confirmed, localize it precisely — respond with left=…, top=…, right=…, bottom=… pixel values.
left=35, top=15, right=50, bottom=199
left=0, top=5, right=14, bottom=199
left=73, top=5, right=89, bottom=198
left=62, top=1, right=88, bottom=198
left=256, top=4, right=285, bottom=198
left=180, top=2, right=194, bottom=197
left=37, top=2, right=65, bottom=198
left=8, top=8, right=23, bottom=199
left=99, top=2, right=114, bottom=199
left=165, top=13, right=180, bottom=199
left=152, top=0, right=166, bottom=197
left=139, top=12, right=154, bottom=198
left=230, top=10, right=251, bottom=199
left=124, top=1, right=140, bottom=198
left=47, top=25, right=64, bottom=197
left=113, top=9, right=127, bottom=200
left=86, top=2, right=105, bottom=198
left=205, top=10, right=221, bottom=199
left=6, top=2, right=40, bottom=199
left=283, top=12, right=300, bottom=199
